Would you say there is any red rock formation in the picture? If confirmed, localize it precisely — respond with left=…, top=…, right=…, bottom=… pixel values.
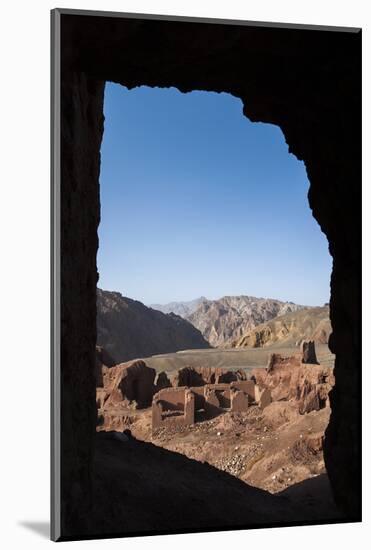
left=154, top=371, right=171, bottom=392
left=252, top=352, right=334, bottom=414
left=101, top=360, right=156, bottom=409
left=173, top=366, right=246, bottom=387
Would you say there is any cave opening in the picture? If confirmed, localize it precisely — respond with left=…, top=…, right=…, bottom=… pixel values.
left=55, top=10, right=361, bottom=539
left=95, top=81, right=334, bottom=497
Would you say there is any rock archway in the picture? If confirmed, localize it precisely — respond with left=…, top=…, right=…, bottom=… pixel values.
left=55, top=9, right=361, bottom=535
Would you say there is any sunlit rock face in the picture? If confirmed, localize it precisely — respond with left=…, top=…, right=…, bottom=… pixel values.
left=186, top=295, right=306, bottom=348
left=252, top=350, right=334, bottom=414
left=59, top=13, right=360, bottom=535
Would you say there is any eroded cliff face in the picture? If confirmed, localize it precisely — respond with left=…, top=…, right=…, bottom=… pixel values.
left=232, top=306, right=331, bottom=349
left=186, top=296, right=305, bottom=347
left=59, top=12, right=361, bottom=536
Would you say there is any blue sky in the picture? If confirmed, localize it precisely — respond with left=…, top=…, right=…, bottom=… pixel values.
left=97, top=83, right=332, bottom=306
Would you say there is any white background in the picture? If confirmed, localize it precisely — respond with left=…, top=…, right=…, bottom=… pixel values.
left=0, top=0, right=369, bottom=548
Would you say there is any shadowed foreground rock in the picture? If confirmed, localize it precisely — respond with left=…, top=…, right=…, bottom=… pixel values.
left=85, top=432, right=343, bottom=539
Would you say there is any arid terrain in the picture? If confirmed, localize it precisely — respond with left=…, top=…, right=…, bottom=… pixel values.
left=97, top=290, right=331, bottom=363
left=94, top=288, right=337, bottom=527
left=144, top=342, right=334, bottom=374
left=100, top=398, right=330, bottom=494
left=96, top=339, right=334, bottom=496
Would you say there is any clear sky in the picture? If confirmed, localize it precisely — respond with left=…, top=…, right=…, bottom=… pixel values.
left=97, top=82, right=332, bottom=306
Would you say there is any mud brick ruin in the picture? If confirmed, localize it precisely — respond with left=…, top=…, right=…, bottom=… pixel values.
left=95, top=340, right=332, bottom=433
left=152, top=379, right=271, bottom=431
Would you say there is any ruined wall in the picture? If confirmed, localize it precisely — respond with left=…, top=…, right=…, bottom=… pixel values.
left=59, top=12, right=361, bottom=534
left=152, top=387, right=195, bottom=429
left=231, top=380, right=256, bottom=401
left=156, top=387, right=186, bottom=409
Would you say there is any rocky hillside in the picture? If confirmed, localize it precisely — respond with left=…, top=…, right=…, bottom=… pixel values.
left=97, top=289, right=210, bottom=364
left=150, top=296, right=207, bottom=318
left=183, top=296, right=306, bottom=347
left=232, top=306, right=331, bottom=349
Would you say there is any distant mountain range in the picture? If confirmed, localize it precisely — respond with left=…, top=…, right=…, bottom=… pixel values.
left=150, top=297, right=206, bottom=318
left=152, top=295, right=308, bottom=347
left=97, top=290, right=331, bottom=361
left=97, top=289, right=210, bottom=364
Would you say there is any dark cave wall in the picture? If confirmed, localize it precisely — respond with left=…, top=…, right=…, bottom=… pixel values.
left=59, top=12, right=361, bottom=534
left=60, top=69, right=105, bottom=534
